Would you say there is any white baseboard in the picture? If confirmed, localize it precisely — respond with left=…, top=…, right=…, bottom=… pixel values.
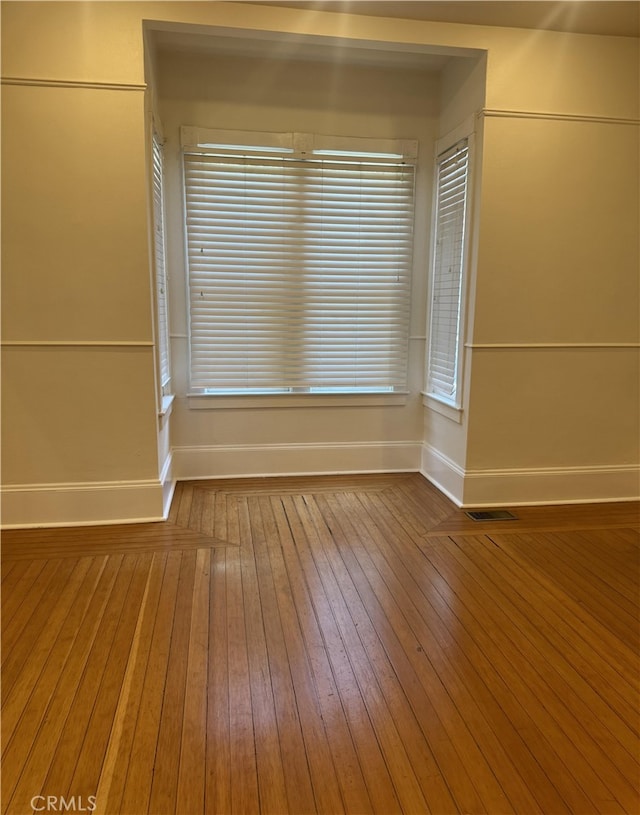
left=420, top=444, right=465, bottom=506
left=160, top=451, right=176, bottom=519
left=1, top=479, right=165, bottom=528
left=173, top=441, right=422, bottom=481
left=421, top=444, right=640, bottom=507
left=5, top=448, right=634, bottom=529
left=462, top=463, right=640, bottom=507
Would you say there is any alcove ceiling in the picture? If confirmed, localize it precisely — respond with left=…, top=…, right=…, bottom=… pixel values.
left=152, top=27, right=457, bottom=70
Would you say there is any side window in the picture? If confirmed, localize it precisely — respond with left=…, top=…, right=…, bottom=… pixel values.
left=152, top=130, right=171, bottom=394
left=426, top=137, right=470, bottom=408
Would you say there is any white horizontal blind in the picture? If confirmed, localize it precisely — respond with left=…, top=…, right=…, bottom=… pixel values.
left=184, top=152, right=414, bottom=393
left=427, top=139, right=469, bottom=403
left=152, top=132, right=171, bottom=389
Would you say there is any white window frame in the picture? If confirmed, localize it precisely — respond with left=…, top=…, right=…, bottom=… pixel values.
left=424, top=119, right=474, bottom=418
left=180, top=127, right=418, bottom=399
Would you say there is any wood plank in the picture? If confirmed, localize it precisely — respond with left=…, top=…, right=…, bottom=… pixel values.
left=199, top=483, right=216, bottom=538
left=66, top=554, right=156, bottom=806
left=2, top=556, right=116, bottom=813
left=482, top=533, right=639, bottom=704
left=257, top=495, right=346, bottom=815
left=236, top=504, right=290, bottom=815
left=1, top=559, right=46, bottom=620
left=214, top=490, right=229, bottom=543
left=278, top=493, right=432, bottom=815
left=0, top=559, right=19, bottom=584
left=4, top=555, right=135, bottom=814
left=93, top=553, right=166, bottom=814
left=148, top=550, right=197, bottom=815
left=167, top=481, right=184, bottom=524
left=194, top=473, right=413, bottom=496
left=243, top=495, right=318, bottom=814
left=564, top=528, right=639, bottom=599
left=187, top=485, right=205, bottom=533
left=334, top=490, right=528, bottom=814
left=431, top=534, right=639, bottom=813
left=38, top=555, right=151, bottom=805
left=205, top=546, right=232, bottom=815
left=175, top=548, right=210, bottom=814
left=175, top=483, right=195, bottom=529
left=368, top=489, right=582, bottom=814
left=268, top=496, right=395, bottom=814
left=300, top=491, right=473, bottom=814
left=427, top=500, right=640, bottom=536
left=360, top=488, right=624, bottom=814
left=117, top=553, right=184, bottom=815
left=266, top=496, right=374, bottom=815
left=320, top=489, right=542, bottom=815
left=494, top=529, right=639, bottom=649
left=226, top=541, right=261, bottom=815
left=1, top=522, right=232, bottom=561
left=2, top=558, right=91, bottom=709
left=2, top=559, right=61, bottom=659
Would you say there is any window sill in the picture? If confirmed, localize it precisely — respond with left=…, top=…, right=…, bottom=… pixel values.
left=159, top=394, right=175, bottom=419
left=187, top=392, right=409, bottom=410
left=422, top=393, right=463, bottom=423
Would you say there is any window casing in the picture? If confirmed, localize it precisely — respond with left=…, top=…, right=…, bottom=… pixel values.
left=181, top=129, right=417, bottom=396
left=426, top=134, right=471, bottom=408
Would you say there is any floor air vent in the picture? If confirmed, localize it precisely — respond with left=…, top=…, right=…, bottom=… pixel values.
left=465, top=510, right=518, bottom=521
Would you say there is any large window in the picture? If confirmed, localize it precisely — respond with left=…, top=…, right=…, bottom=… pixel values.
left=181, top=129, right=417, bottom=395
left=426, top=134, right=471, bottom=408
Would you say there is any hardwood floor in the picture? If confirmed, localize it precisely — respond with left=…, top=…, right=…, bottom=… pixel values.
left=2, top=474, right=639, bottom=814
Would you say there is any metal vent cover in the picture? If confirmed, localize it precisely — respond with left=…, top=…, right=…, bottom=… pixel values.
left=465, top=509, right=518, bottom=521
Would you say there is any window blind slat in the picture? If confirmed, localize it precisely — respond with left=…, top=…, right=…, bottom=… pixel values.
left=184, top=151, right=414, bottom=393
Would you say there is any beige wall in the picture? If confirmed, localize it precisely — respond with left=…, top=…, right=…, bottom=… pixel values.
left=1, top=40, right=161, bottom=521
left=463, top=103, right=639, bottom=503
left=2, top=1, right=638, bottom=524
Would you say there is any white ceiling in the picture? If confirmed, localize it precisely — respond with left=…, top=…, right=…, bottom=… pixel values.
left=248, top=1, right=640, bottom=38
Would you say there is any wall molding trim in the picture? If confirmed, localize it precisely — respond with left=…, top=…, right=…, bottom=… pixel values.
left=173, top=441, right=422, bottom=481
left=2, top=340, right=153, bottom=348
left=420, top=444, right=640, bottom=507
left=479, top=108, right=640, bottom=127
left=465, top=342, right=640, bottom=350
left=1, top=479, right=165, bottom=529
left=1, top=76, right=147, bottom=92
